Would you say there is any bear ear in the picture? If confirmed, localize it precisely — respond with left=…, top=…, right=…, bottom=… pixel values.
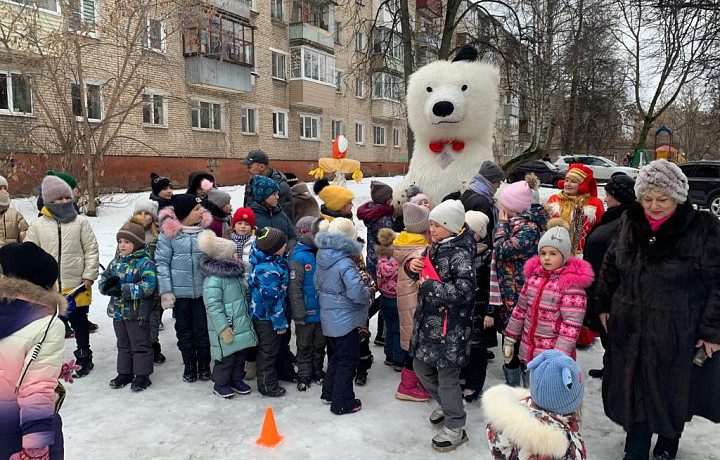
left=452, top=44, right=479, bottom=63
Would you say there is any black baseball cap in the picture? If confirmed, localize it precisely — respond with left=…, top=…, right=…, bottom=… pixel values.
left=240, top=150, right=269, bottom=165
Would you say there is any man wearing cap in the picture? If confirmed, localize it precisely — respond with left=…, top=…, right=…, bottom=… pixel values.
left=241, top=150, right=294, bottom=222
left=460, top=161, right=505, bottom=234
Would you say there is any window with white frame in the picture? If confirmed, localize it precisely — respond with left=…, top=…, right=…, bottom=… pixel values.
left=270, top=0, right=283, bottom=20
left=372, top=28, right=403, bottom=60
left=241, top=0, right=256, bottom=11
left=373, top=125, right=386, bottom=146
left=143, top=17, right=165, bottom=53
left=0, top=72, right=33, bottom=115
left=355, top=32, right=365, bottom=52
left=191, top=99, right=223, bottom=131
left=355, top=78, right=364, bottom=98
left=289, top=47, right=336, bottom=87
left=9, top=0, right=57, bottom=12
left=68, top=0, right=97, bottom=33
left=372, top=72, right=400, bottom=101
left=71, top=83, right=102, bottom=121
left=142, top=91, right=167, bottom=127
left=273, top=110, right=288, bottom=138
left=355, top=122, right=364, bottom=144
left=300, top=114, right=319, bottom=140
left=331, top=119, right=342, bottom=140
left=241, top=106, right=258, bottom=134
left=271, top=51, right=287, bottom=80
left=393, top=128, right=401, bottom=147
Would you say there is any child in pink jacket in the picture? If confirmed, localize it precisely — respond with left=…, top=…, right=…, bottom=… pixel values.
left=502, top=219, right=594, bottom=365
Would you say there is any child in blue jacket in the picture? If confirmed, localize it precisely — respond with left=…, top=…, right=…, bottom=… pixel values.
left=248, top=227, right=290, bottom=397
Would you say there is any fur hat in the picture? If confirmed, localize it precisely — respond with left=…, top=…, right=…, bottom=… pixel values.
left=207, top=188, right=231, bottom=210
left=295, top=215, right=317, bottom=247
left=429, top=199, right=465, bottom=234
left=538, top=218, right=572, bottom=262
left=313, top=178, right=354, bottom=212
left=499, top=181, right=533, bottom=214
left=134, top=199, right=158, bottom=221
left=370, top=181, right=393, bottom=204
left=328, top=217, right=357, bottom=241
left=0, top=242, right=59, bottom=289
left=604, top=174, right=636, bottom=205
left=528, top=350, right=585, bottom=415
left=46, top=170, right=77, bottom=190
left=232, top=207, right=255, bottom=229
left=255, top=227, right=286, bottom=255
left=525, top=173, right=541, bottom=205
left=465, top=210, right=489, bottom=239
left=41, top=175, right=74, bottom=203
left=252, top=175, right=280, bottom=203
left=479, top=161, right=505, bottom=183
left=0, top=175, right=8, bottom=190
left=116, top=215, right=147, bottom=251
left=172, top=194, right=202, bottom=222
left=561, top=164, right=598, bottom=197
left=375, top=227, right=396, bottom=257
left=634, top=159, right=688, bottom=203
left=150, top=173, right=172, bottom=196
left=402, top=202, right=430, bottom=234
left=199, top=230, right=237, bottom=260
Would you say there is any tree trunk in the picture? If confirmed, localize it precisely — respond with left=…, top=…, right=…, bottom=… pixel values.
left=438, top=0, right=463, bottom=60
left=634, top=117, right=653, bottom=155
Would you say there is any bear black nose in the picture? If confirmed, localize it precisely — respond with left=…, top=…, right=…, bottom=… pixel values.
left=433, top=101, right=454, bottom=117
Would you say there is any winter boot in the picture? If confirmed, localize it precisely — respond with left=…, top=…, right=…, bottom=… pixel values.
left=313, top=369, right=325, bottom=384
left=152, top=342, right=166, bottom=364
left=589, top=368, right=604, bottom=379
left=72, top=349, right=94, bottom=378
left=432, top=426, right=468, bottom=452
left=229, top=380, right=252, bottom=395
left=522, top=369, right=530, bottom=388
left=260, top=386, right=286, bottom=397
left=183, top=362, right=197, bottom=383
left=131, top=375, right=152, bottom=392
left=354, top=374, right=367, bottom=386
left=462, top=389, right=481, bottom=403
left=197, top=361, right=211, bottom=381
left=88, top=320, right=100, bottom=333
left=396, top=368, right=431, bottom=402
left=331, top=399, right=362, bottom=415
left=503, top=365, right=522, bottom=388
left=64, top=320, right=75, bottom=339
left=429, top=406, right=445, bottom=427
left=213, top=383, right=235, bottom=398
left=109, top=374, right=134, bottom=389
left=297, top=377, right=311, bottom=392
left=244, top=361, right=256, bottom=380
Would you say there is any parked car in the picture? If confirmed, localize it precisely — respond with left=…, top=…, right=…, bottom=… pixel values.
left=679, top=161, right=720, bottom=216
left=507, top=160, right=566, bottom=188
left=554, top=155, right=639, bottom=181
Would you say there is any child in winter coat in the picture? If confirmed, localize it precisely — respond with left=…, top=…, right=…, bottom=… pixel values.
left=484, top=350, right=586, bottom=460
left=503, top=221, right=593, bottom=365
left=313, top=178, right=355, bottom=222
left=198, top=231, right=257, bottom=399
left=25, top=175, right=99, bottom=378
left=206, top=186, right=233, bottom=238
left=406, top=200, right=476, bottom=452
left=407, top=185, right=432, bottom=210
left=376, top=227, right=404, bottom=369
left=100, top=217, right=157, bottom=392
left=288, top=216, right=326, bottom=391
left=0, top=175, right=28, bottom=248
left=149, top=173, right=173, bottom=211
left=249, top=175, right=296, bottom=249
left=155, top=194, right=213, bottom=383
left=248, top=227, right=290, bottom=397
left=229, top=207, right=256, bottom=277
left=315, top=218, right=370, bottom=415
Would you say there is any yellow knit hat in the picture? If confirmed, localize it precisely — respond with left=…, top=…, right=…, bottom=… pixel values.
left=313, top=178, right=354, bottom=212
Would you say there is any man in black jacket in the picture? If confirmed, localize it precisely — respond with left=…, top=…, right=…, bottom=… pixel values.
left=443, top=160, right=504, bottom=234
left=241, top=150, right=294, bottom=223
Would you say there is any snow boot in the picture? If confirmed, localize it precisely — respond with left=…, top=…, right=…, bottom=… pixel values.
left=331, top=399, right=362, bottom=415
left=244, top=361, right=256, bottom=380
left=486, top=350, right=495, bottom=360
left=522, top=369, right=530, bottom=388
left=462, top=389, right=481, bottom=403
left=260, top=386, right=286, bottom=397
left=197, top=361, right=211, bottom=381
left=503, top=365, right=522, bottom=388
left=429, top=406, right=445, bottom=427
left=354, top=374, right=367, bottom=386
left=88, top=320, right=99, bottom=333
left=213, top=383, right=234, bottom=398
left=396, top=368, right=430, bottom=402
left=131, top=375, right=152, bottom=392
left=152, top=342, right=166, bottom=364
left=313, top=369, right=325, bottom=384
left=64, top=320, right=75, bottom=339
left=72, top=349, right=94, bottom=378
left=297, top=377, right=311, bottom=392
left=229, top=380, right=252, bottom=395
left=183, top=362, right=197, bottom=383
left=109, top=374, right=134, bottom=389
left=432, top=426, right=468, bottom=452
left=589, top=368, right=604, bottom=379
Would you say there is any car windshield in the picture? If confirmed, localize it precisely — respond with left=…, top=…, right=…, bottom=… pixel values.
left=603, top=158, right=619, bottom=167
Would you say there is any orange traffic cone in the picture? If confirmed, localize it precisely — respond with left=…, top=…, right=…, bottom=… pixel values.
left=256, top=407, right=283, bottom=447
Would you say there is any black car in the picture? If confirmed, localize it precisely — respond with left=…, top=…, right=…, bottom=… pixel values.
left=679, top=161, right=720, bottom=216
left=507, top=160, right=565, bottom=188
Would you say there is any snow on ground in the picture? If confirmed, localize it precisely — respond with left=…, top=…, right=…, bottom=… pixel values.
left=11, top=177, right=720, bottom=460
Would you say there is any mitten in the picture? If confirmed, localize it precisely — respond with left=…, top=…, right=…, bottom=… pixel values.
left=161, top=293, right=175, bottom=310
left=220, top=328, right=234, bottom=344
left=502, top=336, right=517, bottom=365
left=10, top=447, right=50, bottom=460
left=101, top=276, right=121, bottom=295
left=59, top=359, right=82, bottom=384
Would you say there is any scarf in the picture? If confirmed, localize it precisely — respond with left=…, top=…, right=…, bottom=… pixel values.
left=645, top=211, right=675, bottom=232
left=45, top=201, right=78, bottom=224
left=230, top=232, right=252, bottom=261
left=554, top=193, right=590, bottom=253
left=468, top=173, right=499, bottom=223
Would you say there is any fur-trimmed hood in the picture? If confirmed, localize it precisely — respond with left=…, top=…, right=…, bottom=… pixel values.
left=0, top=277, right=67, bottom=314
left=199, top=256, right=245, bottom=278
left=315, top=232, right=363, bottom=271
left=158, top=206, right=212, bottom=238
left=523, top=256, right=594, bottom=290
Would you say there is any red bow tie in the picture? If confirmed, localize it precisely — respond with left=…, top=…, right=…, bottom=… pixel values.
left=429, top=140, right=465, bottom=153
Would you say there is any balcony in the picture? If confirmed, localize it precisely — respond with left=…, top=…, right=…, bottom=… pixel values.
left=289, top=79, right=336, bottom=109
left=185, top=56, right=252, bottom=93
left=416, top=0, right=442, bottom=16
left=372, top=99, right=402, bottom=121
left=289, top=22, right=334, bottom=53
left=205, top=0, right=250, bottom=19
left=370, top=54, right=403, bottom=75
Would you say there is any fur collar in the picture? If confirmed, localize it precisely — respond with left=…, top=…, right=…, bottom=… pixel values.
left=315, top=232, right=363, bottom=255
left=375, top=243, right=394, bottom=257
left=0, top=277, right=67, bottom=314
left=483, top=385, right=570, bottom=457
left=158, top=206, right=212, bottom=238
left=523, top=256, right=594, bottom=290
left=199, top=256, right=245, bottom=278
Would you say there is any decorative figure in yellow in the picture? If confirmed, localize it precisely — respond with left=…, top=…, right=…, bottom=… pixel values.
left=309, top=135, right=363, bottom=188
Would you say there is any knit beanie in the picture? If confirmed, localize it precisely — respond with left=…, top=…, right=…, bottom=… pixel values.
left=604, top=174, right=636, bottom=206
left=634, top=159, right=688, bottom=203
left=538, top=218, right=572, bottom=262
left=198, top=230, right=236, bottom=260
left=46, top=170, right=77, bottom=190
left=370, top=180, right=393, bottom=204
left=409, top=193, right=430, bottom=206
left=116, top=216, right=146, bottom=251
left=295, top=215, right=316, bottom=247
left=0, top=175, right=7, bottom=190
left=402, top=202, right=430, bottom=234
left=232, top=207, right=255, bottom=228
left=499, top=180, right=533, bottom=214
left=134, top=198, right=158, bottom=221
left=428, top=199, right=465, bottom=234
left=255, top=226, right=287, bottom=255
left=253, top=175, right=280, bottom=203
left=313, top=178, right=354, bottom=212
left=172, top=194, right=202, bottom=222
left=528, top=349, right=585, bottom=415
left=328, top=217, right=357, bottom=241
left=479, top=161, right=505, bottom=183
left=41, top=175, right=74, bottom=203
left=207, top=188, right=232, bottom=209
left=150, top=173, right=172, bottom=196
left=0, top=242, right=59, bottom=289
left=465, top=210, right=489, bottom=239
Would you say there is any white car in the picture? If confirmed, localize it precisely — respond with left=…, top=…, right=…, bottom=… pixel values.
left=554, top=155, right=639, bottom=182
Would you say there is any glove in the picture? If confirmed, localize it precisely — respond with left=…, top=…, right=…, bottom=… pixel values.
left=102, top=276, right=121, bottom=296
left=502, top=336, right=517, bottom=365
left=220, top=328, right=234, bottom=344
left=106, top=284, right=122, bottom=298
left=161, top=293, right=175, bottom=310
left=59, top=359, right=82, bottom=384
left=10, top=447, right=50, bottom=460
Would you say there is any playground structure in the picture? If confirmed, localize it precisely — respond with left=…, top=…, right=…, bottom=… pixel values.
left=630, top=125, right=685, bottom=167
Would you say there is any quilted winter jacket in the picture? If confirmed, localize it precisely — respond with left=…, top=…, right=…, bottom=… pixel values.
left=155, top=206, right=212, bottom=299
left=504, top=256, right=594, bottom=362
left=243, top=168, right=295, bottom=223
left=314, top=232, right=370, bottom=338
left=288, top=243, right=320, bottom=323
left=393, top=231, right=428, bottom=350
left=25, top=208, right=99, bottom=292
left=0, top=207, right=28, bottom=247
left=356, top=201, right=395, bottom=281
left=376, top=255, right=398, bottom=298
left=99, top=249, right=156, bottom=322
left=248, top=242, right=290, bottom=331
left=248, top=201, right=297, bottom=250
left=0, top=278, right=66, bottom=458
left=200, top=257, right=258, bottom=361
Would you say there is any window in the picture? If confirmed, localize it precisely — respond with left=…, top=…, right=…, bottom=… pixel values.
left=142, top=92, right=167, bottom=127
left=183, top=15, right=254, bottom=66
left=68, top=0, right=97, bottom=33
left=331, top=119, right=342, bottom=140
left=0, top=72, right=32, bottom=115
left=334, top=69, right=342, bottom=92
left=71, top=83, right=102, bottom=121
left=241, top=106, right=258, bottom=134
left=373, top=125, right=386, bottom=146
left=355, top=32, right=365, bottom=52
left=393, top=128, right=400, bottom=147
left=273, top=110, right=288, bottom=138
left=300, top=114, right=319, bottom=140
left=9, top=0, right=57, bottom=12
left=695, top=165, right=720, bottom=179
left=143, top=18, right=165, bottom=53
left=271, top=51, right=287, bottom=80
left=372, top=28, right=403, bottom=60
left=334, top=21, right=341, bottom=43
left=191, top=99, right=223, bottom=131
left=355, top=122, right=364, bottom=144
left=242, top=0, right=256, bottom=10
left=271, top=0, right=283, bottom=20
left=355, top=78, right=364, bottom=98
left=289, top=47, right=336, bottom=86
left=372, top=72, right=400, bottom=101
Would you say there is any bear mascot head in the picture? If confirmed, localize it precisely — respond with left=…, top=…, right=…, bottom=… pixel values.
left=393, top=45, right=499, bottom=208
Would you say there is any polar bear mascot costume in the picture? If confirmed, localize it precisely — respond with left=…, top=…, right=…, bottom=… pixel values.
left=393, top=45, right=499, bottom=207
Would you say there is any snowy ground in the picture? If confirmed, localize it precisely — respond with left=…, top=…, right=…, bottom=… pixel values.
left=11, top=177, right=720, bottom=460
